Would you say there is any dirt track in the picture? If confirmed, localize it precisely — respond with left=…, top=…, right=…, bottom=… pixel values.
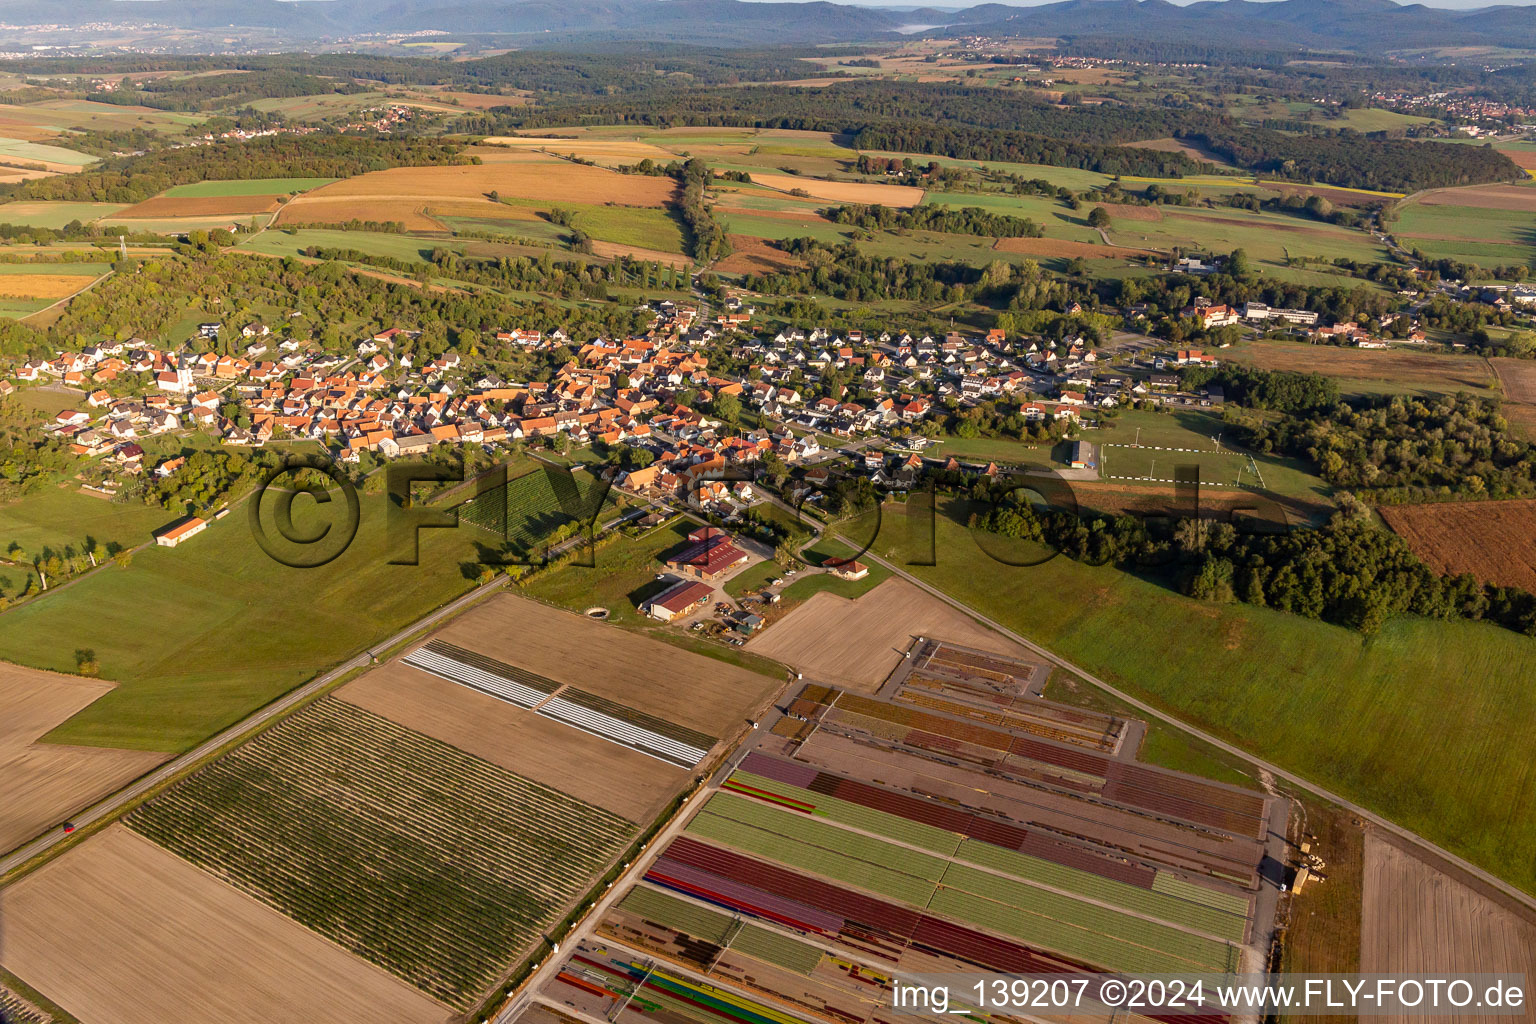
left=745, top=577, right=1028, bottom=691
left=0, top=662, right=166, bottom=855
left=0, top=825, right=448, bottom=1024
left=1362, top=835, right=1536, bottom=1023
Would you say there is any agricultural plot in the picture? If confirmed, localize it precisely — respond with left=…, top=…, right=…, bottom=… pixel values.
left=869, top=500, right=1536, bottom=896
left=431, top=594, right=782, bottom=737
left=456, top=464, right=615, bottom=553
left=337, top=660, right=684, bottom=823
left=0, top=826, right=447, bottom=1024
left=745, top=173, right=923, bottom=208
left=163, top=177, right=337, bottom=197
left=0, top=661, right=167, bottom=855
left=278, top=151, right=678, bottom=232
left=1396, top=200, right=1536, bottom=266
left=237, top=228, right=456, bottom=262
left=1380, top=499, right=1536, bottom=591
left=1225, top=337, right=1496, bottom=396
left=116, top=195, right=283, bottom=218
left=0, top=261, right=109, bottom=316
left=1361, top=836, right=1536, bottom=1015
left=402, top=639, right=714, bottom=768
left=746, top=577, right=1032, bottom=691
left=0, top=135, right=96, bottom=169
left=1109, top=205, right=1392, bottom=266
left=0, top=201, right=127, bottom=227
left=127, top=698, right=637, bottom=1008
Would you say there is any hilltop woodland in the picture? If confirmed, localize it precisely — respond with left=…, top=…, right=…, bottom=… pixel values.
left=474, top=81, right=1524, bottom=191
left=2, top=136, right=471, bottom=204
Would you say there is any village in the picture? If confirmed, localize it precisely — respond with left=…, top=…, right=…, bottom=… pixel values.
left=6, top=281, right=1510, bottom=547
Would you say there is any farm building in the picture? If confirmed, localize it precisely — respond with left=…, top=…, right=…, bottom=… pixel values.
left=645, top=580, right=715, bottom=622
left=664, top=527, right=749, bottom=581
left=154, top=515, right=208, bottom=548
left=831, top=560, right=869, bottom=581
left=1068, top=441, right=1097, bottom=470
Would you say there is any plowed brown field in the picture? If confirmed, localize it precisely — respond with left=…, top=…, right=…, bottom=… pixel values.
left=0, top=661, right=166, bottom=854
left=1361, top=835, right=1536, bottom=1024
left=288, top=156, right=677, bottom=210
left=747, top=173, right=923, bottom=207
left=746, top=577, right=1029, bottom=691
left=715, top=236, right=803, bottom=275
left=0, top=826, right=449, bottom=1024
left=589, top=240, right=692, bottom=268
left=1417, top=183, right=1536, bottom=210
left=1380, top=499, right=1536, bottom=591
left=117, top=195, right=281, bottom=218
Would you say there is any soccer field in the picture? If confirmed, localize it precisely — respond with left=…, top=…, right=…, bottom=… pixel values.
left=1100, top=442, right=1263, bottom=489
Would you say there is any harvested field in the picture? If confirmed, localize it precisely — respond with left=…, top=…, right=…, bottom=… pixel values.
left=1380, top=499, right=1536, bottom=591
left=0, top=273, right=103, bottom=300
left=714, top=235, right=803, bottom=275
left=1493, top=356, right=1536, bottom=404
left=0, top=825, right=448, bottom=1024
left=115, top=195, right=281, bottom=218
left=1498, top=147, right=1536, bottom=172
left=1096, top=202, right=1163, bottom=222
left=289, top=156, right=678, bottom=210
left=273, top=196, right=446, bottom=231
left=433, top=594, right=781, bottom=735
left=746, top=173, right=923, bottom=208
left=1361, top=835, right=1536, bottom=1023
left=589, top=240, right=692, bottom=268
left=0, top=661, right=167, bottom=855
left=336, top=660, right=684, bottom=823
left=127, top=698, right=636, bottom=1008
left=482, top=136, right=676, bottom=163
left=993, top=236, right=1156, bottom=259
left=1416, top=183, right=1536, bottom=210
left=1128, top=136, right=1229, bottom=165
left=426, top=198, right=543, bottom=221
left=1227, top=340, right=1495, bottom=393
left=746, top=578, right=1028, bottom=691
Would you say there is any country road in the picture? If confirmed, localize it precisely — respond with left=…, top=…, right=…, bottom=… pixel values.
left=0, top=574, right=509, bottom=879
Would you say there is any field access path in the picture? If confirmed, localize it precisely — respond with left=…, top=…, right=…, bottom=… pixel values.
left=848, top=545, right=1536, bottom=921
left=0, top=575, right=511, bottom=880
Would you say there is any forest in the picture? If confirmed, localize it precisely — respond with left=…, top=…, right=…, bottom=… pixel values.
left=1184, top=128, right=1523, bottom=192
left=1228, top=392, right=1535, bottom=502
left=822, top=203, right=1044, bottom=238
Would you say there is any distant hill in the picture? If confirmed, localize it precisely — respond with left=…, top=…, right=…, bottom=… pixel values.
left=0, top=0, right=1532, bottom=49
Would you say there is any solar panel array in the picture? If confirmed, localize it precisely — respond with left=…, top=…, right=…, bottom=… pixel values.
left=402, top=640, right=712, bottom=769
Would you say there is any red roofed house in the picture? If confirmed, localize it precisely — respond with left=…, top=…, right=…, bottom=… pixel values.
left=644, top=579, right=715, bottom=622
left=664, top=526, right=750, bottom=581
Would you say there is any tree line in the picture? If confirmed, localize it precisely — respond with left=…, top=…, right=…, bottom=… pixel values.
left=1, top=136, right=470, bottom=204
left=822, top=202, right=1044, bottom=238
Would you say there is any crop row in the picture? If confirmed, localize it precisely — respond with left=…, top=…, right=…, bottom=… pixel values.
left=939, top=863, right=1235, bottom=973
left=129, top=698, right=635, bottom=1007
left=1152, top=872, right=1252, bottom=918
left=619, top=885, right=737, bottom=946
left=729, top=924, right=824, bottom=976
left=957, top=840, right=1247, bottom=942
left=716, top=775, right=1247, bottom=945
left=685, top=805, right=939, bottom=907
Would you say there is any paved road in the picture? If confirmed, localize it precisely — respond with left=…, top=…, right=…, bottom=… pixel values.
left=847, top=544, right=1536, bottom=916
left=0, top=575, right=509, bottom=879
